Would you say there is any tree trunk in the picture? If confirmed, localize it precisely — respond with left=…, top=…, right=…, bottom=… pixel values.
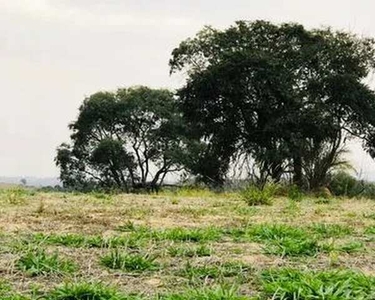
left=293, top=155, right=303, bottom=187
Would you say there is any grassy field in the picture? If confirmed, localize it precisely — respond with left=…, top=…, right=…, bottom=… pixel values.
left=1, top=188, right=375, bottom=299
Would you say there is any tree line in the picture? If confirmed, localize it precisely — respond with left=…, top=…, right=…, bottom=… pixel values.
left=56, top=20, right=375, bottom=192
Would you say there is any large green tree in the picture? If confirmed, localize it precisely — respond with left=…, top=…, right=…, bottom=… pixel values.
left=56, top=86, right=185, bottom=191
left=170, top=20, right=375, bottom=189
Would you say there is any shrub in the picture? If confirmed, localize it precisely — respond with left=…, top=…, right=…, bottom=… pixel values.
left=329, top=171, right=375, bottom=199
left=240, top=184, right=275, bottom=206
left=287, top=185, right=303, bottom=202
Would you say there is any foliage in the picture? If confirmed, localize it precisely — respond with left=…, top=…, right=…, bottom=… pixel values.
left=56, top=86, right=186, bottom=192
left=170, top=20, right=375, bottom=189
left=287, top=185, right=304, bottom=202
left=329, top=171, right=375, bottom=199
left=240, top=184, right=275, bottom=206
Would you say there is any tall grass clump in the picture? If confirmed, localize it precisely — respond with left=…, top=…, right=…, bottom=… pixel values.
left=167, top=244, right=212, bottom=258
left=161, top=285, right=249, bottom=300
left=0, top=188, right=31, bottom=205
left=261, top=268, right=375, bottom=299
left=240, top=184, right=276, bottom=206
left=16, top=249, right=77, bottom=276
left=155, top=227, right=222, bottom=243
left=287, top=185, right=304, bottom=202
left=100, top=250, right=159, bottom=272
left=310, top=223, right=353, bottom=238
left=33, top=233, right=144, bottom=249
left=47, top=282, right=129, bottom=300
left=247, top=224, right=319, bottom=256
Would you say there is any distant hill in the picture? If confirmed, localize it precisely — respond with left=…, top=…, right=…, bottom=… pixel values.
left=0, top=176, right=61, bottom=187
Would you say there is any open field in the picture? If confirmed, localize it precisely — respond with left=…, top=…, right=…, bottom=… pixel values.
left=2, top=189, right=375, bottom=299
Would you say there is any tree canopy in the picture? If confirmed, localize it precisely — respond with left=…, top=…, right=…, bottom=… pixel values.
left=56, top=86, right=185, bottom=191
left=170, top=20, right=375, bottom=189
left=56, top=20, right=375, bottom=191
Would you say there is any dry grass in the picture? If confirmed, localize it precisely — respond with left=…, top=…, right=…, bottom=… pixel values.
left=1, top=190, right=375, bottom=298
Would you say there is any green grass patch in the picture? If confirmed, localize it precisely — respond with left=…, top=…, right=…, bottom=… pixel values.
left=100, top=250, right=159, bottom=272
left=240, top=185, right=275, bottom=206
left=154, top=227, right=222, bottom=242
left=32, top=233, right=144, bottom=249
left=46, top=282, right=133, bottom=300
left=309, top=223, right=353, bottom=238
left=260, top=268, right=375, bottom=299
left=178, top=261, right=252, bottom=283
left=247, top=224, right=319, bottom=257
left=160, top=285, right=249, bottom=300
left=0, top=281, right=30, bottom=300
left=16, top=249, right=77, bottom=276
left=167, top=244, right=212, bottom=257
left=365, top=226, right=375, bottom=235
left=321, top=241, right=364, bottom=253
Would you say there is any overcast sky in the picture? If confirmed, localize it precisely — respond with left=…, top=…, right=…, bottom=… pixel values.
left=1, top=0, right=375, bottom=179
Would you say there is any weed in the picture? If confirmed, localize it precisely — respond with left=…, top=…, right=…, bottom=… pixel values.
left=365, top=226, right=375, bottom=235
left=0, top=188, right=29, bottom=205
left=155, top=227, right=222, bottom=243
left=116, top=221, right=137, bottom=232
left=178, top=261, right=252, bottom=282
left=47, top=282, right=130, bottom=300
left=33, top=233, right=144, bottom=249
left=247, top=224, right=319, bottom=256
left=315, top=197, right=331, bottom=204
left=160, top=285, right=249, bottom=300
left=100, top=250, right=159, bottom=272
left=310, top=223, right=353, bottom=238
left=287, top=185, right=303, bottom=202
left=240, top=184, right=275, bottom=206
left=17, top=249, right=77, bottom=276
left=167, top=244, right=212, bottom=257
left=261, top=268, right=375, bottom=299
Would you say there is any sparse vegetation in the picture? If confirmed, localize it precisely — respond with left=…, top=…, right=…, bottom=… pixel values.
left=17, top=249, right=77, bottom=276
left=260, top=268, right=375, bottom=299
left=100, top=250, right=159, bottom=272
left=240, top=184, right=275, bottom=206
left=1, top=189, right=375, bottom=299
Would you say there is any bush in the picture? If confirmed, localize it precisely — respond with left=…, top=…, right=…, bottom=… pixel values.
left=287, top=185, right=304, bottom=202
left=240, top=184, right=275, bottom=206
left=329, top=172, right=360, bottom=197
